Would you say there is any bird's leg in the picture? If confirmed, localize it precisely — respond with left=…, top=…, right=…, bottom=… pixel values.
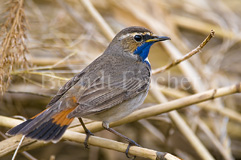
left=78, top=118, right=94, bottom=149
left=102, top=121, right=140, bottom=159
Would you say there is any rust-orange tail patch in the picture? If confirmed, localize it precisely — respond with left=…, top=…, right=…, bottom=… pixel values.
left=7, top=108, right=75, bottom=142
left=52, top=108, right=75, bottom=126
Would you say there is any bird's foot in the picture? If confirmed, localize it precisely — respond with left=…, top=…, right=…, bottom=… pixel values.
left=84, top=129, right=94, bottom=149
left=125, top=139, right=141, bottom=159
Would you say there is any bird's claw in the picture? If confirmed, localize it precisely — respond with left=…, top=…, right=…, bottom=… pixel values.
left=125, top=140, right=141, bottom=159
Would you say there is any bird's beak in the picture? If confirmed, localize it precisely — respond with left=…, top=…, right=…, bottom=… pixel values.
left=145, top=36, right=171, bottom=43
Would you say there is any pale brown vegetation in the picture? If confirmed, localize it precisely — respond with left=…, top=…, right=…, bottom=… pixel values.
left=0, top=0, right=240, bottom=160
left=0, top=0, right=28, bottom=93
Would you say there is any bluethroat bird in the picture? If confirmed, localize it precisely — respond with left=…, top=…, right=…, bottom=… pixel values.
left=7, top=26, right=170, bottom=158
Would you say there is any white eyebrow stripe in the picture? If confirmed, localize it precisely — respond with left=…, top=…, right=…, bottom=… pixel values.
left=118, top=32, right=152, bottom=40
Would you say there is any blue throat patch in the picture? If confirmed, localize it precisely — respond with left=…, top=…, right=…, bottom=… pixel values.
left=133, top=42, right=154, bottom=67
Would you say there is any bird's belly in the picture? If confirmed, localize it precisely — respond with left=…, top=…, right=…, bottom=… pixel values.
left=83, top=90, right=148, bottom=123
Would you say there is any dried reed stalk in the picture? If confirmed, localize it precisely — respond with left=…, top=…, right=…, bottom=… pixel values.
left=152, top=30, right=215, bottom=75
left=0, top=117, right=180, bottom=160
left=0, top=82, right=239, bottom=158
left=0, top=0, right=28, bottom=93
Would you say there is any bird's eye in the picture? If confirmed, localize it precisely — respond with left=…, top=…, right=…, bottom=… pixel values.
left=134, top=35, right=143, bottom=42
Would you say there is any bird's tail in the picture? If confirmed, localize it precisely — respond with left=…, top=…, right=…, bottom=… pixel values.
left=6, top=107, right=75, bottom=142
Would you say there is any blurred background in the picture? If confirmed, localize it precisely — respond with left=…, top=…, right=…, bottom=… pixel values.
left=0, top=0, right=241, bottom=160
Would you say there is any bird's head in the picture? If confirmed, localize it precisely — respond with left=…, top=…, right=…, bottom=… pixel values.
left=107, top=26, right=170, bottom=62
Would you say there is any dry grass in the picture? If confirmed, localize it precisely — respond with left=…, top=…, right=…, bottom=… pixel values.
left=0, top=0, right=28, bottom=94
left=0, top=0, right=241, bottom=160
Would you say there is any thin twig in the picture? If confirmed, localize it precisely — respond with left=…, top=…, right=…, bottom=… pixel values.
left=159, top=86, right=241, bottom=124
left=19, top=72, right=69, bottom=81
left=56, top=0, right=87, bottom=28
left=152, top=30, right=215, bottom=75
left=79, top=0, right=115, bottom=41
left=198, top=120, right=233, bottom=160
left=11, top=116, right=27, bottom=160
left=172, top=15, right=241, bottom=41
left=12, top=135, right=25, bottom=160
left=11, top=51, right=78, bottom=73
left=149, top=83, right=215, bottom=160
left=0, top=132, right=37, bottom=160
left=138, top=119, right=165, bottom=143
left=6, top=90, right=53, bottom=98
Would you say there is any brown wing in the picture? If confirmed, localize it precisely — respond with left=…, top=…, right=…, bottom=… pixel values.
left=47, top=71, right=85, bottom=107
left=67, top=71, right=150, bottom=118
